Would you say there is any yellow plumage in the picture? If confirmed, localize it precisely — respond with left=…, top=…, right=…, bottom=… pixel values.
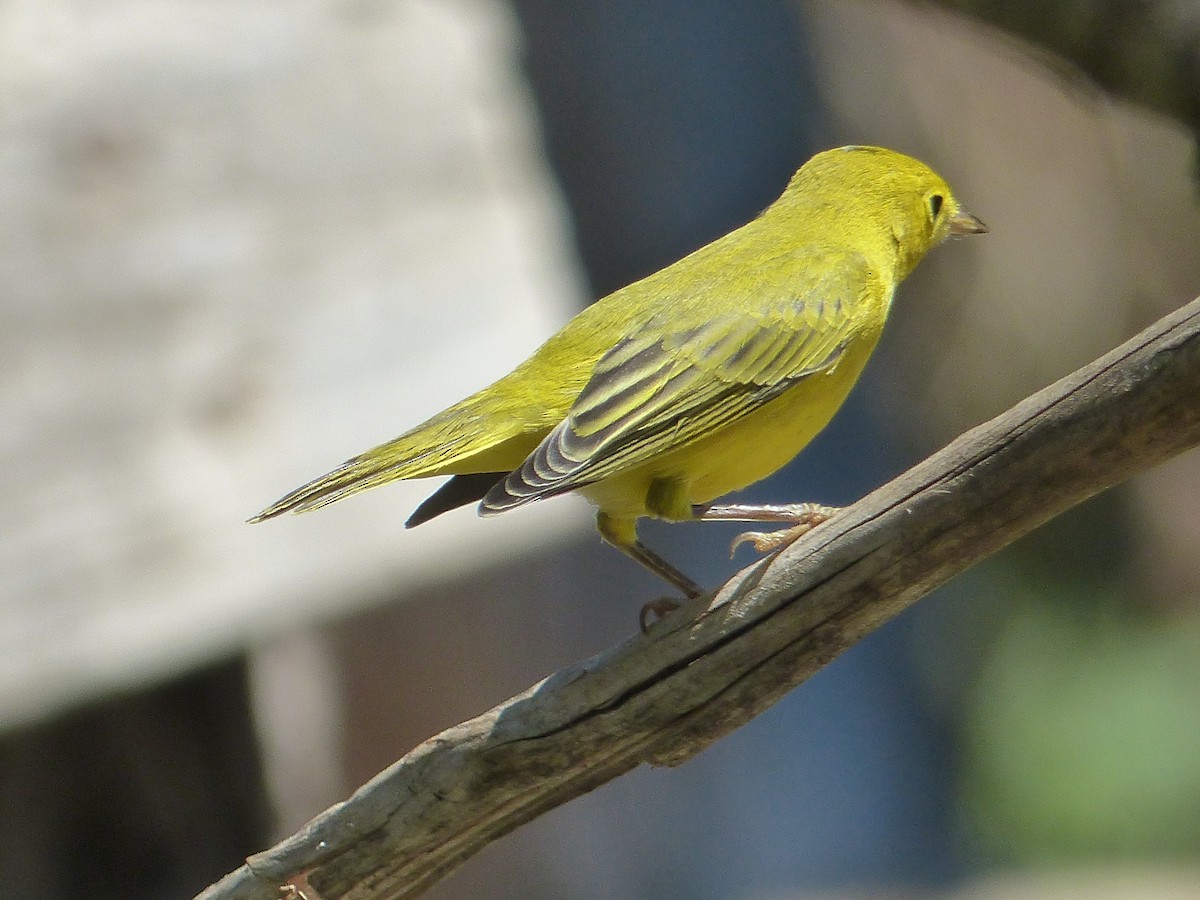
left=251, top=146, right=986, bottom=599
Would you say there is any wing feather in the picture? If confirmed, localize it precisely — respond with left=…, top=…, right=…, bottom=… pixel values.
left=482, top=256, right=873, bottom=513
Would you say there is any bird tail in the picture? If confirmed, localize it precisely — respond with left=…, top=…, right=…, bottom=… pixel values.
left=248, top=399, right=538, bottom=522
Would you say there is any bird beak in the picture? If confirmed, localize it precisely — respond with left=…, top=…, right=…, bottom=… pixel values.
left=949, top=210, right=989, bottom=235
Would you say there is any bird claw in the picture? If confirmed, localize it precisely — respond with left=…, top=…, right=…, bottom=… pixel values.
left=729, top=510, right=834, bottom=557
left=639, top=597, right=681, bottom=633
left=729, top=529, right=778, bottom=556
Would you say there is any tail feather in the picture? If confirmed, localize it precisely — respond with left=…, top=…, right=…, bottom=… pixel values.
left=404, top=472, right=504, bottom=527
left=248, top=451, right=423, bottom=521
left=249, top=399, right=546, bottom=522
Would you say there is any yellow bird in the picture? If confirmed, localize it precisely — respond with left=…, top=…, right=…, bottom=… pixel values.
left=252, top=146, right=986, bottom=605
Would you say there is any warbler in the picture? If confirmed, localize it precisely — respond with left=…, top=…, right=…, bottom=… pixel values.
left=251, top=146, right=986, bottom=603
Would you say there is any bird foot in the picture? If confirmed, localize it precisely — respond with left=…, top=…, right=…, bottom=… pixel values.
left=729, top=508, right=834, bottom=556
left=639, top=597, right=682, bottom=633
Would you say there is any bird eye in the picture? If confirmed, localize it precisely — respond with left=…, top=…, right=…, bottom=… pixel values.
left=929, top=194, right=944, bottom=218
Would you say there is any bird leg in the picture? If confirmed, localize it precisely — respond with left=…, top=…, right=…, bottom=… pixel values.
left=618, top=539, right=705, bottom=599
left=692, top=502, right=841, bottom=555
left=619, top=543, right=703, bottom=634
left=597, top=511, right=704, bottom=631
left=596, top=503, right=839, bottom=631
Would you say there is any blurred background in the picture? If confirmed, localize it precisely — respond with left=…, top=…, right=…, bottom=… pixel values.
left=3, top=1, right=1200, bottom=898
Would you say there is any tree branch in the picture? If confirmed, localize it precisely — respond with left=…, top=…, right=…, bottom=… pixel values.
left=198, top=295, right=1200, bottom=900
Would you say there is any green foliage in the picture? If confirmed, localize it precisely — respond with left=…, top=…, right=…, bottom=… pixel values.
left=962, top=585, right=1200, bottom=862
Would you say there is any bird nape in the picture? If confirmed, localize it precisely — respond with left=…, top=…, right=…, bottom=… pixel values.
left=251, top=146, right=987, bottom=616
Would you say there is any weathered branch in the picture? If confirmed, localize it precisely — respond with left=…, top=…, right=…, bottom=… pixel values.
left=199, top=295, right=1200, bottom=900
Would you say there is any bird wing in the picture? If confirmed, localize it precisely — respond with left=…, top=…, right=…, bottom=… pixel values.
left=482, top=257, right=873, bottom=512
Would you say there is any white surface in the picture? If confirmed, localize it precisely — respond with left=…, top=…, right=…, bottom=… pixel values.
left=0, top=0, right=590, bottom=728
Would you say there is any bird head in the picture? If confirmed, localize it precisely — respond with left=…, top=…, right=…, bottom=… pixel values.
left=777, top=145, right=987, bottom=281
